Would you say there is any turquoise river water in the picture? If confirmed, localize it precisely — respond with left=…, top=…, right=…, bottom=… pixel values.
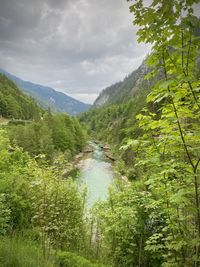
left=78, top=142, right=114, bottom=206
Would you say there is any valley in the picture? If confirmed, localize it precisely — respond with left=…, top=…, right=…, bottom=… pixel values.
left=0, top=1, right=200, bottom=267
left=0, top=68, right=91, bottom=115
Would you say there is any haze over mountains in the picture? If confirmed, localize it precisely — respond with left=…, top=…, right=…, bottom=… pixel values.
left=0, top=68, right=91, bottom=115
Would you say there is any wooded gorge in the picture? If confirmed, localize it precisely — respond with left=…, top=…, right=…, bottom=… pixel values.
left=0, top=0, right=200, bottom=267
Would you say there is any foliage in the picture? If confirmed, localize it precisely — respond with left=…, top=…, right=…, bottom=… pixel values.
left=0, top=236, right=56, bottom=267
left=56, top=251, right=110, bottom=267
left=30, top=176, right=86, bottom=252
left=0, top=193, right=11, bottom=235
left=128, top=0, right=199, bottom=265
left=80, top=89, right=149, bottom=179
left=91, top=183, right=164, bottom=267
left=0, top=73, right=41, bottom=120
left=93, top=60, right=152, bottom=106
left=81, top=0, right=200, bottom=266
left=0, top=129, right=86, bottom=254
left=1, top=0, right=200, bottom=266
left=8, top=111, right=87, bottom=161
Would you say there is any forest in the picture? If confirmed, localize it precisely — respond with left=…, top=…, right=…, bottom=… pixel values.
left=0, top=74, right=41, bottom=120
left=0, top=0, right=200, bottom=267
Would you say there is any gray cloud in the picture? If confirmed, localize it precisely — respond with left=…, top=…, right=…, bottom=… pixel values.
left=0, top=0, right=150, bottom=103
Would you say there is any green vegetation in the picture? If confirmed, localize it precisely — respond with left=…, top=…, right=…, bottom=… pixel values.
left=80, top=85, right=150, bottom=179
left=80, top=0, right=200, bottom=266
left=56, top=251, right=110, bottom=267
left=0, top=74, right=41, bottom=120
left=0, top=129, right=86, bottom=245
left=0, top=237, right=110, bottom=267
left=0, top=128, right=94, bottom=266
left=81, top=86, right=148, bottom=143
left=8, top=111, right=87, bottom=161
left=93, top=61, right=150, bottom=106
left=0, top=237, right=55, bottom=267
left=1, top=0, right=200, bottom=266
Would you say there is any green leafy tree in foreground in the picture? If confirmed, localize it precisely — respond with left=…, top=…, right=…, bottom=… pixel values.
left=30, top=175, right=86, bottom=253
left=126, top=0, right=200, bottom=266
left=92, top=182, right=164, bottom=267
left=0, top=129, right=86, bottom=258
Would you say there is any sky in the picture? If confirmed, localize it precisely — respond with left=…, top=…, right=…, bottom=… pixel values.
left=0, top=0, right=151, bottom=104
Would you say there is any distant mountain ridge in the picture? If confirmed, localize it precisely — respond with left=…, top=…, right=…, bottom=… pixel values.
left=0, top=68, right=91, bottom=115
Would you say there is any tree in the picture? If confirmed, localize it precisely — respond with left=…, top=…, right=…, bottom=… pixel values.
left=0, top=129, right=86, bottom=256
left=127, top=0, right=200, bottom=265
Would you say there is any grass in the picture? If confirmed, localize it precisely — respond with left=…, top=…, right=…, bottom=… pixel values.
left=56, top=251, right=111, bottom=267
left=0, top=236, right=111, bottom=267
left=0, top=237, right=56, bottom=267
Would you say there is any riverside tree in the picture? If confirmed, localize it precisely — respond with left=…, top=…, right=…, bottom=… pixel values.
left=127, top=0, right=200, bottom=266
left=0, top=129, right=86, bottom=256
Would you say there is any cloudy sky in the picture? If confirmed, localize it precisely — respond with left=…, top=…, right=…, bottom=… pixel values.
left=0, top=0, right=150, bottom=104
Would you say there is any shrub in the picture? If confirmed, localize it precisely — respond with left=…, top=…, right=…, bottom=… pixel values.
left=56, top=251, right=109, bottom=267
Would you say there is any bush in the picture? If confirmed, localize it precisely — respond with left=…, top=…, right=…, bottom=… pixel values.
left=56, top=251, right=109, bottom=267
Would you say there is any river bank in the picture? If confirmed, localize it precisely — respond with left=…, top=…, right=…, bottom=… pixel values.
left=73, top=141, right=129, bottom=181
left=71, top=141, right=129, bottom=206
left=75, top=142, right=114, bottom=205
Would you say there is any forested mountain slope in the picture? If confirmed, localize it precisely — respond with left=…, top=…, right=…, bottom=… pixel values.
left=0, top=74, right=87, bottom=163
left=80, top=58, right=156, bottom=177
left=0, top=73, right=41, bottom=119
left=93, top=59, right=155, bottom=107
left=0, top=68, right=91, bottom=115
left=81, top=82, right=150, bottom=145
left=85, top=59, right=159, bottom=164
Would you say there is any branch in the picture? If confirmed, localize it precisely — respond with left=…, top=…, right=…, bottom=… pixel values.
left=194, top=158, right=200, bottom=173
left=162, top=50, right=195, bottom=170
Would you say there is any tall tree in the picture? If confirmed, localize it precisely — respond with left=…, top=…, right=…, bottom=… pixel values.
left=128, top=0, right=200, bottom=265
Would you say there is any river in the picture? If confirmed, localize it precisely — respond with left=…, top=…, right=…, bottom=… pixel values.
left=77, top=142, right=114, bottom=206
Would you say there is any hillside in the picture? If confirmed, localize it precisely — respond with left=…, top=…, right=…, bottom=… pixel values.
left=0, top=69, right=91, bottom=115
left=94, top=20, right=200, bottom=108
left=81, top=82, right=150, bottom=141
left=80, top=57, right=166, bottom=179
left=93, top=60, right=154, bottom=107
left=0, top=73, right=41, bottom=120
left=81, top=59, right=155, bottom=148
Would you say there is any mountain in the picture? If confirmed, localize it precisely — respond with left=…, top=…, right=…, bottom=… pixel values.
left=80, top=59, right=158, bottom=179
left=93, top=60, right=152, bottom=107
left=80, top=60, right=153, bottom=142
left=0, top=73, right=41, bottom=120
left=0, top=68, right=91, bottom=115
